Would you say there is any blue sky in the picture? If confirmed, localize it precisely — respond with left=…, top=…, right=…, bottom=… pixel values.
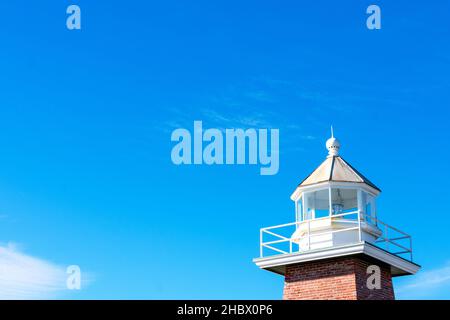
left=0, top=1, right=449, bottom=299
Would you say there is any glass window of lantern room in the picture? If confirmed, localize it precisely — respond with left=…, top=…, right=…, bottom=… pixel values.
left=364, top=192, right=377, bottom=224
left=330, top=188, right=358, bottom=217
left=303, top=192, right=313, bottom=220
left=296, top=197, right=303, bottom=222
left=303, top=189, right=330, bottom=220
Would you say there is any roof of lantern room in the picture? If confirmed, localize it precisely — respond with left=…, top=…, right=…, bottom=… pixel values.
left=298, top=156, right=380, bottom=191
left=291, top=128, right=381, bottom=200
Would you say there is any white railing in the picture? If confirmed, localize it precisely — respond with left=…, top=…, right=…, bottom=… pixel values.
left=259, top=210, right=413, bottom=262
left=372, top=215, right=413, bottom=261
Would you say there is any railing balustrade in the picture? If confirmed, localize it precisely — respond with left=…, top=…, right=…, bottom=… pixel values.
left=259, top=210, right=413, bottom=262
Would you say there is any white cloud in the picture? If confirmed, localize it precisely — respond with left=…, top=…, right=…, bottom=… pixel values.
left=396, top=262, right=450, bottom=299
left=0, top=243, right=88, bottom=299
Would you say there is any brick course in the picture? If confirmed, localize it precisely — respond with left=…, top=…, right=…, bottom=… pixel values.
left=283, top=256, right=395, bottom=300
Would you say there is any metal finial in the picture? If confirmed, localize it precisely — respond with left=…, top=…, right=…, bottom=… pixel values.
left=326, top=126, right=340, bottom=157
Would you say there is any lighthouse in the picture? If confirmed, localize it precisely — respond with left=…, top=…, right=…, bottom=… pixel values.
left=253, top=130, right=420, bottom=300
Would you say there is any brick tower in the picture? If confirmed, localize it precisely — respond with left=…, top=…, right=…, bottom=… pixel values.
left=253, top=129, right=420, bottom=300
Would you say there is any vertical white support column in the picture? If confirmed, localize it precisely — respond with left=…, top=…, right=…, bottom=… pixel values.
left=302, top=193, right=306, bottom=220
left=299, top=199, right=302, bottom=222
left=357, top=190, right=363, bottom=242
left=328, top=187, right=332, bottom=216
left=295, top=199, right=299, bottom=223
left=311, top=192, right=316, bottom=219
left=357, top=190, right=364, bottom=220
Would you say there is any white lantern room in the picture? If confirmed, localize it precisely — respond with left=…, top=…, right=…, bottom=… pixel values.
left=290, top=134, right=382, bottom=250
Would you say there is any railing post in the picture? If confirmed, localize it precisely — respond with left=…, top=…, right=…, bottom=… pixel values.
left=410, top=236, right=413, bottom=261
left=357, top=210, right=362, bottom=242
left=385, top=224, right=389, bottom=251
left=289, top=239, right=292, bottom=254
left=260, top=229, right=263, bottom=258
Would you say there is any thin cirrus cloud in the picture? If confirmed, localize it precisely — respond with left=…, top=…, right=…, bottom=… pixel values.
left=0, top=243, right=88, bottom=299
left=396, top=262, right=450, bottom=299
left=157, top=79, right=325, bottom=147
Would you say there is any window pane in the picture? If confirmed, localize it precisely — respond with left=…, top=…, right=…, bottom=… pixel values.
left=314, top=189, right=330, bottom=218
left=331, top=188, right=358, bottom=215
left=303, top=189, right=330, bottom=219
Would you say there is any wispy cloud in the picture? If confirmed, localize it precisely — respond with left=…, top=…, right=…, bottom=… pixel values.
left=243, top=90, right=275, bottom=103
left=0, top=243, right=92, bottom=299
left=201, top=109, right=274, bottom=128
left=157, top=78, right=325, bottom=151
left=396, top=262, right=450, bottom=299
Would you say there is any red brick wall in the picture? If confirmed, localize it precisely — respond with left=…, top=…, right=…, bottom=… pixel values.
left=283, top=256, right=395, bottom=300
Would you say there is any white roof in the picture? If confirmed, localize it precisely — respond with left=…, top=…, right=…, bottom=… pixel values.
left=291, top=131, right=381, bottom=200
left=297, top=156, right=380, bottom=192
